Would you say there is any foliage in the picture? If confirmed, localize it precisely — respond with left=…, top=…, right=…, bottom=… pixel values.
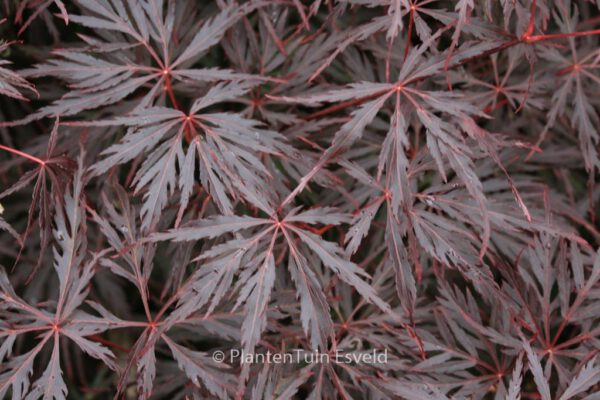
left=1, top=0, right=600, bottom=399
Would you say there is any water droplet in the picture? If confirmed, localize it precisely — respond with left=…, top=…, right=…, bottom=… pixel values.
left=120, top=225, right=129, bottom=234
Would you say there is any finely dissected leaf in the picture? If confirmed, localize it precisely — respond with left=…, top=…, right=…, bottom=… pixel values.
left=507, top=353, right=524, bottom=400
left=379, top=94, right=411, bottom=210
left=149, top=215, right=270, bottom=242
left=135, top=131, right=184, bottom=230
left=25, top=335, right=67, bottom=400
left=522, top=336, right=551, bottom=400
left=0, top=335, right=50, bottom=400
left=171, top=4, right=254, bottom=68
left=560, top=357, right=600, bottom=400
left=0, top=61, right=36, bottom=100
left=85, top=83, right=290, bottom=226
left=136, top=344, right=156, bottom=399
left=386, top=212, right=416, bottom=315
left=286, top=244, right=334, bottom=350
left=251, top=364, right=313, bottom=400
left=16, top=1, right=262, bottom=121
left=52, top=154, right=86, bottom=319
left=345, top=199, right=381, bottom=255
left=237, top=251, right=277, bottom=358
left=289, top=226, right=392, bottom=314
left=0, top=29, right=36, bottom=100
left=88, top=108, right=185, bottom=176
left=0, top=215, right=21, bottom=245
left=163, top=336, right=233, bottom=399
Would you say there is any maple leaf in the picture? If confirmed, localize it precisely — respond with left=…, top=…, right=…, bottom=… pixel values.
left=0, top=156, right=123, bottom=399
left=14, top=0, right=69, bottom=36
left=76, top=81, right=293, bottom=231
left=0, top=19, right=37, bottom=101
left=148, top=207, right=393, bottom=369
left=20, top=1, right=264, bottom=120
left=535, top=4, right=600, bottom=172
left=0, top=119, right=76, bottom=279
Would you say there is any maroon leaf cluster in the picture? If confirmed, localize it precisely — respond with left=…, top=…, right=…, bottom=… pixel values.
left=1, top=1, right=600, bottom=399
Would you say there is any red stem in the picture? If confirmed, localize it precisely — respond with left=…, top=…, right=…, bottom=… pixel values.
left=88, top=335, right=130, bottom=354
left=0, top=144, right=45, bottom=166
left=163, top=71, right=199, bottom=143
left=163, top=72, right=180, bottom=110
left=527, top=28, right=600, bottom=42
left=404, top=5, right=415, bottom=62
left=304, top=91, right=384, bottom=120
left=524, top=0, right=536, bottom=39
